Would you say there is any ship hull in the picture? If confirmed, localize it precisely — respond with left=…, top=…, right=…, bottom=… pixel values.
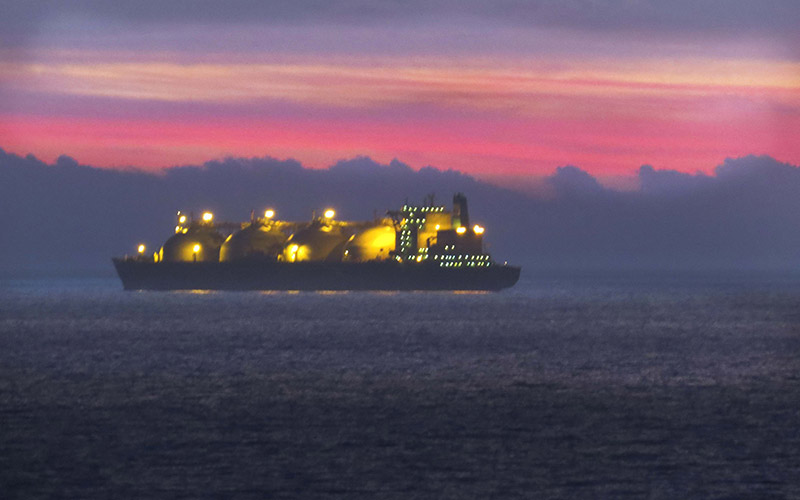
left=112, top=259, right=520, bottom=291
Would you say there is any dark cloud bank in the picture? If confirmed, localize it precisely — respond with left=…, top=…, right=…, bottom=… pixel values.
left=2, top=148, right=800, bottom=277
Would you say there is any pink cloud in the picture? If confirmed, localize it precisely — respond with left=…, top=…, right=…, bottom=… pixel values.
left=1, top=53, right=798, bottom=177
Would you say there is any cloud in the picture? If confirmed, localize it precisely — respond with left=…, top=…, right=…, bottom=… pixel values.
left=524, top=155, right=800, bottom=269
left=549, top=165, right=605, bottom=197
left=2, top=148, right=800, bottom=276
left=638, top=164, right=712, bottom=195
left=5, top=1, right=798, bottom=34
left=3, top=0, right=798, bottom=54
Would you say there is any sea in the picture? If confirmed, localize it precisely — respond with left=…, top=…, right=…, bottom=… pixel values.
left=1, top=271, right=799, bottom=499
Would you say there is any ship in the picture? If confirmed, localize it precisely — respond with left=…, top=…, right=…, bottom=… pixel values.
left=112, top=194, right=520, bottom=291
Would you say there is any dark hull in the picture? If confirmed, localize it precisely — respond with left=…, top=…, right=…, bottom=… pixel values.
left=112, top=259, right=521, bottom=291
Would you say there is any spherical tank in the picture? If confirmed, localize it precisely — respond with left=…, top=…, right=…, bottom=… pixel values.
left=160, top=228, right=225, bottom=262
left=343, top=224, right=396, bottom=262
left=282, top=224, right=349, bottom=262
left=220, top=224, right=287, bottom=262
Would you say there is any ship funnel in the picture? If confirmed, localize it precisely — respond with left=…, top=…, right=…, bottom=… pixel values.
left=452, top=193, right=469, bottom=228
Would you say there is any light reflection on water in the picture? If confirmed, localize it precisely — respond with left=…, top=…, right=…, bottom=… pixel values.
left=0, top=273, right=798, bottom=498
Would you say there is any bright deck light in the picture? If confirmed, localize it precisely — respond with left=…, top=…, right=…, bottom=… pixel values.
left=473, top=225, right=485, bottom=234
left=137, top=244, right=146, bottom=254
left=324, top=209, right=335, bottom=219
left=456, top=226, right=467, bottom=234
left=178, top=215, right=187, bottom=224
left=202, top=212, right=213, bottom=222
left=192, top=244, right=201, bottom=253
left=264, top=209, right=275, bottom=219
left=288, top=244, right=299, bottom=262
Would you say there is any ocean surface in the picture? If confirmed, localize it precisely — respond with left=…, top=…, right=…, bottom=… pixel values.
left=1, top=272, right=799, bottom=499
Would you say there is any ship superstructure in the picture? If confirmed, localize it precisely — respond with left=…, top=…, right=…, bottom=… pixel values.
left=387, top=194, right=488, bottom=268
left=113, top=194, right=519, bottom=291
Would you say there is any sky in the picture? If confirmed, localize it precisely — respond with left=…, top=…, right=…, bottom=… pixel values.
left=1, top=0, right=799, bottom=185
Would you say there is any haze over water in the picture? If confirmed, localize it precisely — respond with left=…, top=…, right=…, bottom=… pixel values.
left=2, top=273, right=798, bottom=498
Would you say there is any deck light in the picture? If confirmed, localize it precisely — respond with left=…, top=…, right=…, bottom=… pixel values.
left=456, top=226, right=466, bottom=234
left=264, top=209, right=275, bottom=219
left=288, top=244, right=299, bottom=262
left=473, top=225, right=485, bottom=234
left=178, top=214, right=187, bottom=224
left=137, top=244, right=146, bottom=254
left=202, top=212, right=213, bottom=222
left=324, top=209, right=335, bottom=219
